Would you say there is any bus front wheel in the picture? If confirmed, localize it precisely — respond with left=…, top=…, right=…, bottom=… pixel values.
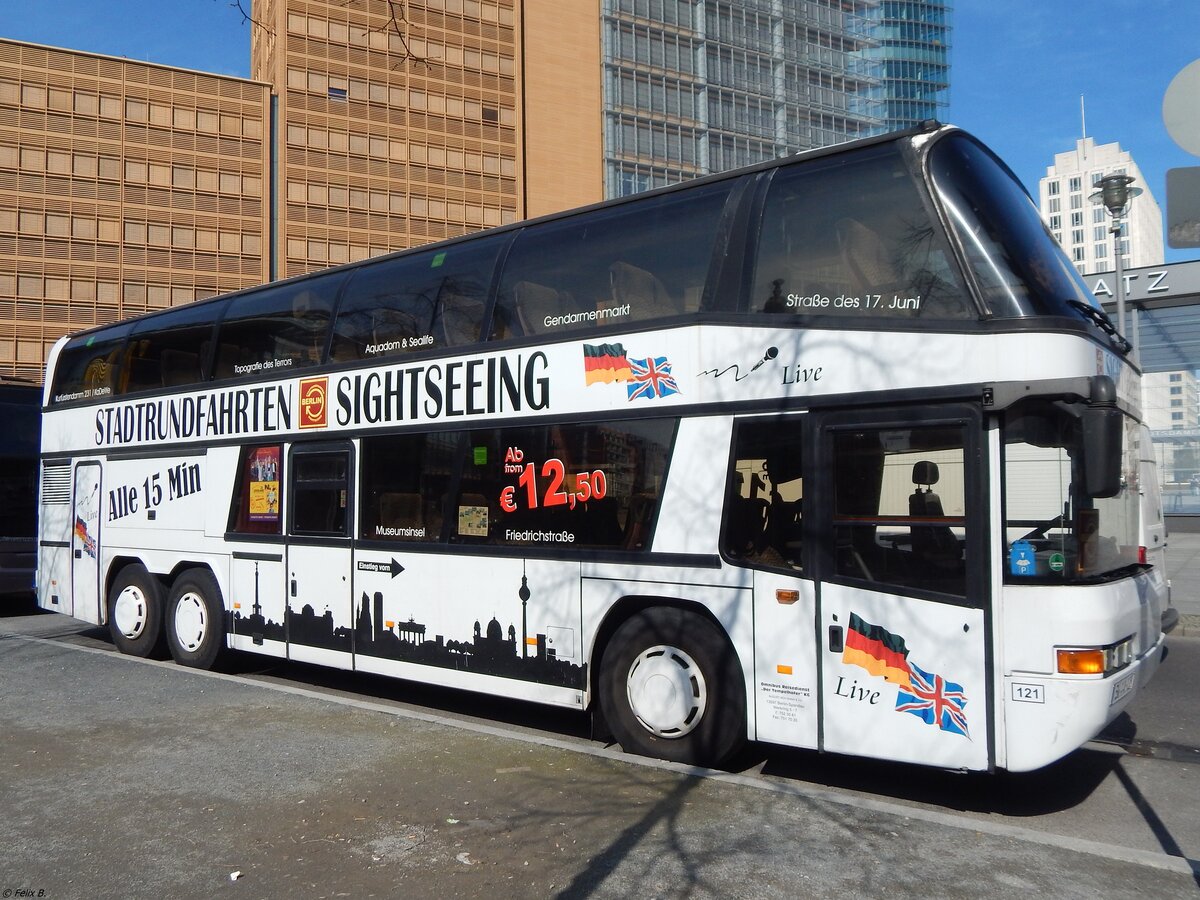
left=598, top=607, right=745, bottom=767
left=107, top=564, right=165, bottom=658
left=165, top=569, right=224, bottom=670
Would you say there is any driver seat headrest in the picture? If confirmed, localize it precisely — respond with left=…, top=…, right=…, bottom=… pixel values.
left=912, top=460, right=940, bottom=487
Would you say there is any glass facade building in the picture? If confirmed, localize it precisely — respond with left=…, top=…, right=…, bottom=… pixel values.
left=601, top=0, right=886, bottom=197
left=863, top=1, right=951, bottom=131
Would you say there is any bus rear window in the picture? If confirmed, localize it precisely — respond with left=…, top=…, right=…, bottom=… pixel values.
left=49, top=325, right=131, bottom=404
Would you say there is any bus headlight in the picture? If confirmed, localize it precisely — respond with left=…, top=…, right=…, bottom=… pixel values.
left=1056, top=637, right=1134, bottom=676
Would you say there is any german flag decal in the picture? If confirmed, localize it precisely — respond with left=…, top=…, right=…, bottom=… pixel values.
left=582, top=343, right=633, bottom=385
left=843, top=612, right=912, bottom=688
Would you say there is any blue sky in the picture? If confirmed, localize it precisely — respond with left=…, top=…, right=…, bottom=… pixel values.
left=5, top=1, right=1200, bottom=261
left=949, top=1, right=1200, bottom=263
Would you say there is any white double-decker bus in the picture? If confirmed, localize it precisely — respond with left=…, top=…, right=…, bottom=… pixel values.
left=37, top=124, right=1171, bottom=772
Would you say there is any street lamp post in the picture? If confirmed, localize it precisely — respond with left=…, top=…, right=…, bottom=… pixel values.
left=1089, top=174, right=1143, bottom=361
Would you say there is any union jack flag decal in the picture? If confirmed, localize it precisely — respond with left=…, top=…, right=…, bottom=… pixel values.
left=895, top=661, right=970, bottom=738
left=627, top=356, right=680, bottom=402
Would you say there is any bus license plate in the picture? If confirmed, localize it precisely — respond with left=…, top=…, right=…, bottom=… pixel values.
left=1110, top=673, right=1135, bottom=706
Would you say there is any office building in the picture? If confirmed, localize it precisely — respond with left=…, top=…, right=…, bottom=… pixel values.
left=601, top=0, right=885, bottom=197
left=1039, top=137, right=1164, bottom=277
left=0, top=38, right=270, bottom=382
left=863, top=1, right=951, bottom=131
left=250, top=0, right=574, bottom=279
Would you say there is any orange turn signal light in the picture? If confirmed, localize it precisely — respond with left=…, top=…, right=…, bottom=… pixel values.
left=776, top=589, right=800, bottom=605
left=1056, top=648, right=1105, bottom=675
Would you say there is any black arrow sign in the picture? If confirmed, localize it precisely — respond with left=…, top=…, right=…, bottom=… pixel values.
left=356, top=558, right=406, bottom=578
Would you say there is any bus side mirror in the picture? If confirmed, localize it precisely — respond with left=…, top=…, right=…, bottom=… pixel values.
left=1082, top=406, right=1122, bottom=498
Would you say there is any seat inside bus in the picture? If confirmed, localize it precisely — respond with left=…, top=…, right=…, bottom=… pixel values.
left=609, top=261, right=680, bottom=318
left=908, top=461, right=963, bottom=570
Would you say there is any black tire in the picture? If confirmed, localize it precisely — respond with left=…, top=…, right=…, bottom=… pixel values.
left=598, top=606, right=745, bottom=767
left=165, top=569, right=225, bottom=670
left=106, top=564, right=166, bottom=658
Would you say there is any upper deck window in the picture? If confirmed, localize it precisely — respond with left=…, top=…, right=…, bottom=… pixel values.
left=49, top=323, right=132, bottom=404
left=329, top=236, right=503, bottom=363
left=212, top=272, right=347, bottom=381
left=122, top=300, right=224, bottom=394
left=490, top=180, right=733, bottom=341
left=750, top=144, right=974, bottom=320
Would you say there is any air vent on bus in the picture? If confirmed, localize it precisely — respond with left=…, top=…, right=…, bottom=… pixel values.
left=41, top=462, right=71, bottom=504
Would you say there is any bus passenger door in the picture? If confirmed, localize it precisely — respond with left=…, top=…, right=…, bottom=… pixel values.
left=726, top=417, right=819, bottom=750
left=286, top=444, right=355, bottom=669
left=816, top=408, right=991, bottom=772
left=70, top=461, right=103, bottom=621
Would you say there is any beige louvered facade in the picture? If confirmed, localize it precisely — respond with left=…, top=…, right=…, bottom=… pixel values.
left=255, top=0, right=526, bottom=279
left=0, top=39, right=271, bottom=382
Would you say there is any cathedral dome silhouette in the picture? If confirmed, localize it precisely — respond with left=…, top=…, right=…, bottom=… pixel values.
left=486, top=617, right=503, bottom=641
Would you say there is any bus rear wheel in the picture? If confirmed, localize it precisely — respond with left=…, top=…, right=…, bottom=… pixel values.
left=165, top=569, right=224, bottom=670
left=598, top=607, right=745, bottom=768
left=107, top=564, right=165, bottom=658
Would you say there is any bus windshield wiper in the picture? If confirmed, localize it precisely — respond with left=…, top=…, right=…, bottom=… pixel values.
left=1067, top=300, right=1133, bottom=355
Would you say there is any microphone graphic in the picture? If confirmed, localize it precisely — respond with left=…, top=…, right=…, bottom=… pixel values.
left=750, top=346, right=779, bottom=372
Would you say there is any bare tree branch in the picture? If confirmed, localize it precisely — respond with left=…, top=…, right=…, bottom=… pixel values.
left=358, top=0, right=434, bottom=68
left=229, top=0, right=273, bottom=36
left=226, top=0, right=433, bottom=68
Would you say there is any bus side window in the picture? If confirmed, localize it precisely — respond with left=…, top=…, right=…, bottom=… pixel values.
left=291, top=451, right=350, bottom=537
left=214, top=273, right=344, bottom=378
left=609, top=261, right=679, bottom=318
left=227, top=445, right=283, bottom=536
left=48, top=326, right=131, bottom=403
left=453, top=421, right=674, bottom=550
left=830, top=426, right=967, bottom=596
left=359, top=432, right=453, bottom=542
left=330, top=238, right=502, bottom=362
left=121, top=299, right=223, bottom=394
left=724, top=419, right=804, bottom=570
left=491, top=181, right=733, bottom=340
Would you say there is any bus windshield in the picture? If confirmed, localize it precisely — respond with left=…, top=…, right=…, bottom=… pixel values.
left=1003, top=400, right=1140, bottom=581
left=929, top=134, right=1100, bottom=323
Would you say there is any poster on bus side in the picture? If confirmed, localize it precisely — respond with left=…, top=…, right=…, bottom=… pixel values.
left=248, top=446, right=280, bottom=522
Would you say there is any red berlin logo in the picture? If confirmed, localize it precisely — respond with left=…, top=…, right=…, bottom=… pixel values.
left=298, top=377, right=328, bottom=429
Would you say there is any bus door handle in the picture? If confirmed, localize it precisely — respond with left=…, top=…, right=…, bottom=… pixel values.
left=290, top=578, right=297, bottom=597
left=828, top=625, right=843, bottom=653
left=74, top=549, right=82, bottom=559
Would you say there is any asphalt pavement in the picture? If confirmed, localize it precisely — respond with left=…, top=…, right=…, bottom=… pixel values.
left=1, top=610, right=1198, bottom=899
left=2, top=534, right=1199, bottom=898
